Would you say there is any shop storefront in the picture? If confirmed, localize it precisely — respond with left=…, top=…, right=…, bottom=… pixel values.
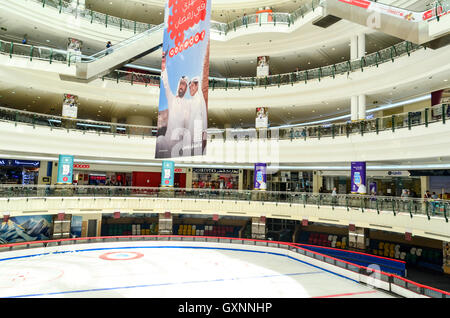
left=73, top=164, right=132, bottom=186
left=321, top=170, right=421, bottom=197
left=0, top=159, right=40, bottom=185
left=192, top=168, right=239, bottom=190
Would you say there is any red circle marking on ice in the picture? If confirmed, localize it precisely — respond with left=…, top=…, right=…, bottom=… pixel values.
left=99, top=251, right=144, bottom=261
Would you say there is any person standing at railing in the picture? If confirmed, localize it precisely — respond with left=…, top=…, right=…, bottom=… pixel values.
left=242, top=13, right=248, bottom=27
left=105, top=41, right=112, bottom=55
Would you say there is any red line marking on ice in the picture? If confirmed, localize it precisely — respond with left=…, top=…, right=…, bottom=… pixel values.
left=312, top=290, right=378, bottom=298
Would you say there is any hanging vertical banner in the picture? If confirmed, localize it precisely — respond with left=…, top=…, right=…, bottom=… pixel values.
left=255, top=107, right=269, bottom=129
left=67, top=38, right=83, bottom=63
left=254, top=163, right=267, bottom=191
left=57, top=155, right=74, bottom=184
left=155, top=0, right=211, bottom=159
left=62, top=94, right=79, bottom=119
left=369, top=182, right=377, bottom=195
left=161, top=160, right=175, bottom=187
left=256, top=56, right=270, bottom=77
left=351, top=162, right=367, bottom=194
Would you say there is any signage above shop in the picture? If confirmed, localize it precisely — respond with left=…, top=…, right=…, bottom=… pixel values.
left=73, top=164, right=90, bottom=169
left=193, top=168, right=239, bottom=174
left=0, top=159, right=40, bottom=168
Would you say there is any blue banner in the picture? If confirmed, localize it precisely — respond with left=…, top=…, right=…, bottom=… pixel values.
left=161, top=160, right=175, bottom=187
left=155, top=0, right=211, bottom=159
left=254, top=163, right=267, bottom=191
left=57, top=155, right=74, bottom=184
left=351, top=162, right=367, bottom=194
left=0, top=159, right=40, bottom=167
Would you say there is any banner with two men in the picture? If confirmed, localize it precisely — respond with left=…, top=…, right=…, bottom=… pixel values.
left=155, top=0, right=211, bottom=159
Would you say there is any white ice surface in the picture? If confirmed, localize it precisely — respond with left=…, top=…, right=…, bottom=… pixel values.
left=0, top=241, right=396, bottom=298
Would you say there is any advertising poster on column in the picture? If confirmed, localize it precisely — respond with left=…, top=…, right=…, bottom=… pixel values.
left=351, top=162, right=367, bottom=194
left=67, top=38, right=82, bottom=63
left=161, top=160, right=175, bottom=187
left=62, top=94, right=79, bottom=119
left=254, top=163, right=267, bottom=191
left=155, top=0, right=211, bottom=159
left=57, top=155, right=74, bottom=184
left=255, top=107, right=269, bottom=129
left=256, top=56, right=270, bottom=77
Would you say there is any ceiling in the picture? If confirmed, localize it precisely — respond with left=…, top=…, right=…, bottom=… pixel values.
left=85, top=0, right=309, bottom=24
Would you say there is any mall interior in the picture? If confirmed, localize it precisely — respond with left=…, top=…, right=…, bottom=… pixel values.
left=0, top=0, right=450, bottom=299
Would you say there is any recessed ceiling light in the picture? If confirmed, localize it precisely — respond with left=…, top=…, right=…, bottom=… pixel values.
left=337, top=108, right=340, bottom=110
left=46, top=40, right=50, bottom=42
left=312, top=110, right=315, bottom=113
left=444, top=79, right=448, bottom=82
left=11, top=91, right=15, bottom=94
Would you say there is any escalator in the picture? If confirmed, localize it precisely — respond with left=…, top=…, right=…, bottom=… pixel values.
left=314, top=0, right=450, bottom=48
left=74, top=24, right=164, bottom=81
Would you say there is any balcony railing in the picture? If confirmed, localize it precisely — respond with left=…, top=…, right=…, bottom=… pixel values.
left=0, top=103, right=448, bottom=141
left=0, top=37, right=425, bottom=88
left=24, top=0, right=322, bottom=35
left=0, top=185, right=448, bottom=222
left=0, top=235, right=448, bottom=298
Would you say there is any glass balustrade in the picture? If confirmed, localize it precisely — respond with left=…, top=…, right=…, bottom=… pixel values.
left=0, top=104, right=448, bottom=141
left=26, top=0, right=322, bottom=35
left=0, top=35, right=424, bottom=88
left=0, top=185, right=448, bottom=221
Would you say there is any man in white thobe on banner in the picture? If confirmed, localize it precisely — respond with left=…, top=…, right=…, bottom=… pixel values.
left=156, top=53, right=191, bottom=158
left=188, top=76, right=207, bottom=156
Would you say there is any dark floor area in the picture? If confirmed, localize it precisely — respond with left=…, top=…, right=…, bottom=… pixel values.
left=406, top=266, right=450, bottom=293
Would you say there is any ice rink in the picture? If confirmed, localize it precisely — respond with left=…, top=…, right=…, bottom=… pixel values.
left=0, top=241, right=396, bottom=298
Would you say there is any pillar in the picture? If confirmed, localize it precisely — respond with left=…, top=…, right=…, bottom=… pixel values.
left=348, top=225, right=368, bottom=251
left=51, top=161, right=59, bottom=185
left=351, top=96, right=359, bottom=122
left=350, top=35, right=358, bottom=61
left=38, top=161, right=52, bottom=185
left=358, top=94, right=366, bottom=120
left=312, top=171, right=323, bottom=193
left=357, top=33, right=366, bottom=58
left=420, top=176, right=430, bottom=198
left=251, top=216, right=266, bottom=240
left=185, top=168, right=193, bottom=189
left=238, top=169, right=244, bottom=190
left=158, top=212, right=173, bottom=235
left=443, top=242, right=450, bottom=275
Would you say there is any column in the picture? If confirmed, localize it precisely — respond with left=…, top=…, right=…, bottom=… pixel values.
left=348, top=225, right=368, bottom=251
left=185, top=168, right=193, bottom=189
left=358, top=94, right=366, bottom=120
left=51, top=162, right=59, bottom=185
left=312, top=171, right=323, bottom=193
left=38, top=161, right=51, bottom=185
left=357, top=33, right=366, bottom=58
left=420, top=176, right=430, bottom=198
left=158, top=212, right=173, bottom=235
left=351, top=95, right=359, bottom=122
left=251, top=216, right=266, bottom=240
left=350, top=35, right=358, bottom=61
left=238, top=169, right=244, bottom=190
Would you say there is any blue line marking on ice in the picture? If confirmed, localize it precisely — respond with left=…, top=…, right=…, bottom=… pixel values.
left=4, top=271, right=323, bottom=298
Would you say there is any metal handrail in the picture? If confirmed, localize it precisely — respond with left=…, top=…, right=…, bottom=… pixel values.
left=0, top=185, right=448, bottom=220
left=0, top=103, right=447, bottom=140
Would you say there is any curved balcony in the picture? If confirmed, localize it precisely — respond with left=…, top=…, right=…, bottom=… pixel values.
left=1, top=185, right=449, bottom=243
left=0, top=38, right=424, bottom=88
left=0, top=103, right=448, bottom=141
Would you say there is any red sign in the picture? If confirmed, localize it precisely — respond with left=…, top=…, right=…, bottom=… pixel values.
left=405, top=232, right=412, bottom=241
left=260, top=216, right=266, bottom=224
left=349, top=224, right=356, bottom=232
left=167, top=0, right=207, bottom=46
left=57, top=212, right=65, bottom=221
left=302, top=219, right=308, bottom=226
left=338, top=0, right=371, bottom=9
left=63, top=177, right=68, bottom=182
left=164, top=212, right=171, bottom=218
left=174, top=168, right=183, bottom=173
left=113, top=212, right=120, bottom=219
left=74, top=164, right=90, bottom=169
left=3, top=215, right=9, bottom=223
left=212, top=214, right=219, bottom=221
